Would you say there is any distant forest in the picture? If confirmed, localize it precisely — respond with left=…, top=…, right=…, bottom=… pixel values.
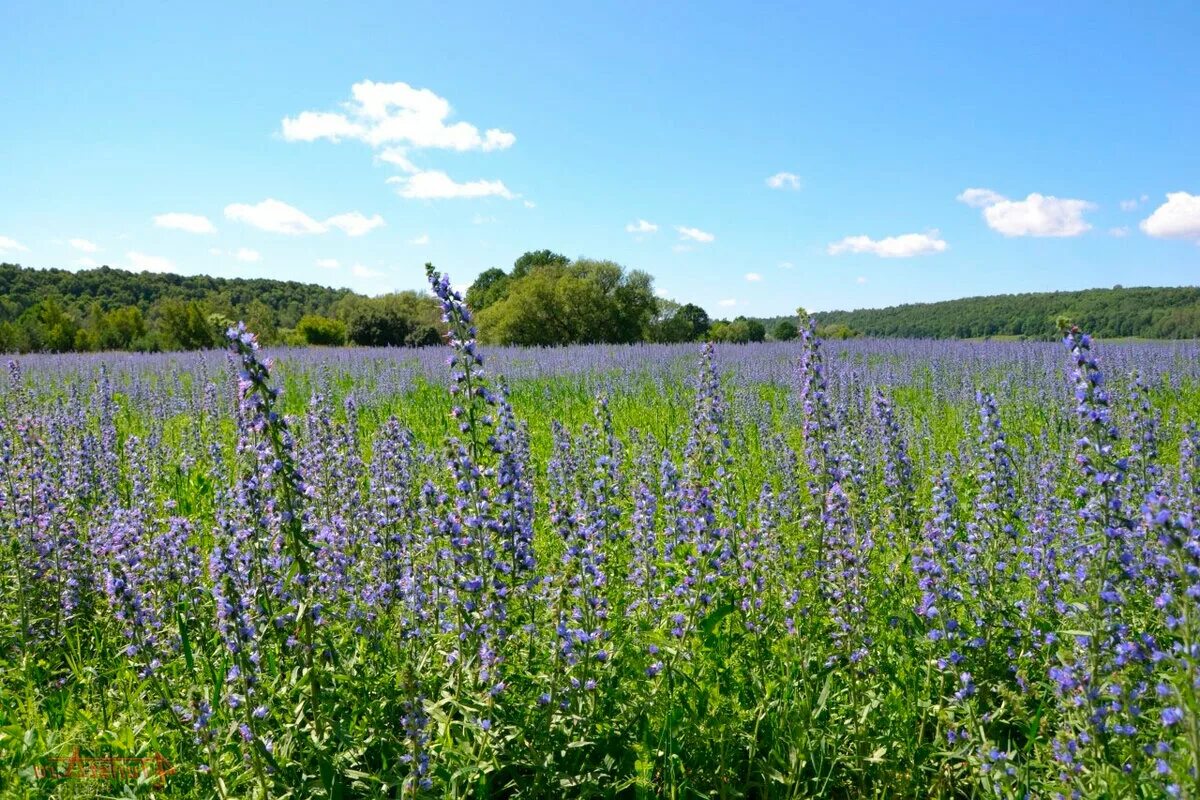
left=3, top=261, right=1199, bottom=353
left=793, top=285, right=1200, bottom=341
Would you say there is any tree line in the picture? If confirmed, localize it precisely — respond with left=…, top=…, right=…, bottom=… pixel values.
left=791, top=285, right=1200, bottom=340
left=0, top=263, right=444, bottom=352
left=4, top=260, right=1197, bottom=353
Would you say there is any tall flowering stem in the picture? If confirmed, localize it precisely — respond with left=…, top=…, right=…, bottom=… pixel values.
left=226, top=322, right=327, bottom=747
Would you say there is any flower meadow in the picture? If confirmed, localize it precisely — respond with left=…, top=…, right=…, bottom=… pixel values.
left=2, top=270, right=1200, bottom=798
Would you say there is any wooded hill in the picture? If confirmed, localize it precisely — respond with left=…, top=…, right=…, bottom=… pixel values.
left=796, top=285, right=1200, bottom=340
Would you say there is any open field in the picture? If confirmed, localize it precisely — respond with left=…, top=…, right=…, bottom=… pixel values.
left=2, top=282, right=1200, bottom=797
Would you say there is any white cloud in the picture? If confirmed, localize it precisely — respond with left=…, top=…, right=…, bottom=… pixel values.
left=1120, top=199, right=1139, bottom=212
left=225, top=199, right=384, bottom=236
left=766, top=172, right=802, bottom=190
left=69, top=238, right=100, bottom=253
left=676, top=225, right=714, bottom=243
left=672, top=244, right=693, bottom=253
left=625, top=219, right=658, bottom=234
left=209, top=247, right=223, bottom=256
left=325, top=211, right=386, bottom=236
left=389, top=170, right=515, bottom=200
left=316, top=258, right=340, bottom=269
left=0, top=236, right=30, bottom=253
left=523, top=200, right=536, bottom=209
left=827, top=231, right=948, bottom=258
left=235, top=247, right=261, bottom=263
left=472, top=214, right=497, bottom=225
left=856, top=276, right=868, bottom=285
left=718, top=298, right=738, bottom=307
left=154, top=212, right=216, bottom=234
left=745, top=272, right=762, bottom=282
left=1109, top=226, right=1130, bottom=238
left=126, top=251, right=175, bottom=273
left=76, top=257, right=98, bottom=268
left=282, top=80, right=516, bottom=153
left=957, top=188, right=1094, bottom=237
left=779, top=261, right=794, bottom=269
left=1140, top=192, right=1200, bottom=240
left=956, top=188, right=1006, bottom=208
left=226, top=199, right=324, bottom=234
left=378, top=147, right=420, bottom=173
left=655, top=287, right=670, bottom=298
left=351, top=263, right=384, bottom=279
left=409, top=233, right=430, bottom=245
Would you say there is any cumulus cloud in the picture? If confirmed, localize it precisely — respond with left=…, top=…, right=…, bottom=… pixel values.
left=388, top=171, right=514, bottom=200
left=70, top=238, right=100, bottom=253
left=282, top=81, right=520, bottom=201
left=224, top=199, right=384, bottom=236
left=0, top=236, right=30, bottom=253
left=282, top=80, right=515, bottom=151
left=827, top=231, right=948, bottom=258
left=676, top=225, right=714, bottom=243
left=316, top=258, right=340, bottom=269
left=655, top=287, right=670, bottom=298
left=1140, top=192, right=1200, bottom=241
left=235, top=247, right=261, bottom=263
left=718, top=298, right=738, bottom=307
left=765, top=172, right=801, bottom=190
left=126, top=251, right=175, bottom=273
left=745, top=272, right=762, bottom=282
left=325, top=211, right=386, bottom=236
left=409, top=233, right=430, bottom=245
left=1109, top=226, right=1130, bottom=238
left=154, top=212, right=216, bottom=234
left=957, top=188, right=1094, bottom=237
left=625, top=219, right=658, bottom=234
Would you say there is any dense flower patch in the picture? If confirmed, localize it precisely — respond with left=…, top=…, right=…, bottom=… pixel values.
left=1, top=268, right=1199, bottom=797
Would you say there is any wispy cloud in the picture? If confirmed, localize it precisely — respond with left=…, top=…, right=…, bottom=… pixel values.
left=388, top=171, right=514, bottom=200
left=625, top=219, right=658, bottom=234
left=316, top=258, right=340, bottom=269
left=351, top=263, right=384, bottom=278
left=154, top=212, right=216, bottom=234
left=676, top=225, right=714, bottom=243
left=718, top=298, right=738, bottom=307
left=0, top=236, right=30, bottom=253
left=827, top=231, right=948, bottom=258
left=126, top=251, right=175, bottom=273
left=745, top=272, right=762, bottom=282
left=235, top=247, right=261, bottom=263
left=224, top=199, right=384, bottom=236
left=69, top=238, right=100, bottom=253
left=765, top=172, right=801, bottom=190
left=409, top=233, right=430, bottom=245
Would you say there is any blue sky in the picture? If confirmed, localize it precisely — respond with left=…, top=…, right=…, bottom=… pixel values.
left=2, top=1, right=1199, bottom=316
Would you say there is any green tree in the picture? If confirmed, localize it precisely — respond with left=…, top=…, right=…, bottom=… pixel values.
left=477, top=259, right=658, bottom=345
left=296, top=314, right=347, bottom=346
left=154, top=299, right=216, bottom=350
left=772, top=320, right=799, bottom=341
left=465, top=268, right=511, bottom=312
left=511, top=249, right=570, bottom=280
